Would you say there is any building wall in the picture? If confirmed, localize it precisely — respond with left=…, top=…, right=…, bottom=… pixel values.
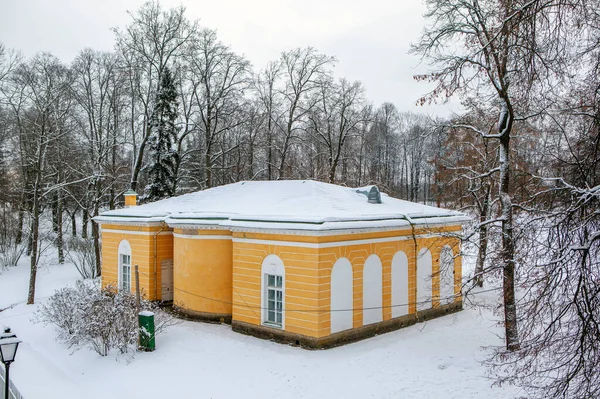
left=172, top=228, right=233, bottom=318
left=317, top=237, right=418, bottom=337
left=100, top=223, right=173, bottom=301
left=232, top=237, right=320, bottom=338
left=231, top=226, right=462, bottom=340
left=101, top=222, right=462, bottom=343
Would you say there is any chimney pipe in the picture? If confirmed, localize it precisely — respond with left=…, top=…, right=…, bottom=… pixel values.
left=124, top=190, right=138, bottom=207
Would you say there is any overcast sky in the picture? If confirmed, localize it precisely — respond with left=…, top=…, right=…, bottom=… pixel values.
left=0, top=0, right=461, bottom=116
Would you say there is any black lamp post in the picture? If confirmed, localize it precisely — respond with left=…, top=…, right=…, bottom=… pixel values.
left=0, top=328, right=20, bottom=399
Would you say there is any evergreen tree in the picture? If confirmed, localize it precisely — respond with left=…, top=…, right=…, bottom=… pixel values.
left=142, top=67, right=179, bottom=202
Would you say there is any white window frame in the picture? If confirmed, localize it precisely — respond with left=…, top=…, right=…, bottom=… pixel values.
left=265, top=274, right=283, bottom=326
left=261, top=254, right=285, bottom=329
left=118, top=240, right=132, bottom=292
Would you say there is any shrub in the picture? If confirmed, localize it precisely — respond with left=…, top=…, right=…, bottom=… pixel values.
left=0, top=244, right=25, bottom=271
left=35, top=281, right=177, bottom=357
left=65, top=237, right=98, bottom=279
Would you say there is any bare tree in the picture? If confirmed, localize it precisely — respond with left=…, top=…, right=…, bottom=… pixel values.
left=253, top=61, right=282, bottom=180
left=410, top=0, right=564, bottom=351
left=71, top=49, right=129, bottom=276
left=276, top=47, right=335, bottom=179
left=185, top=29, right=250, bottom=188
left=6, top=54, right=74, bottom=304
left=308, top=78, right=367, bottom=183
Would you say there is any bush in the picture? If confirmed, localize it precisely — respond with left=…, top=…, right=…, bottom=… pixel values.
left=0, top=244, right=24, bottom=271
left=35, top=281, right=177, bottom=357
left=65, top=237, right=98, bottom=279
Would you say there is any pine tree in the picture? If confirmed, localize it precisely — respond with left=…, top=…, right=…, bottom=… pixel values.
left=142, top=67, right=179, bottom=202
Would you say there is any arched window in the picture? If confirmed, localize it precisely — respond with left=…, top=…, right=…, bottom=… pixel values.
left=118, top=240, right=132, bottom=292
left=439, top=246, right=455, bottom=305
left=417, top=248, right=432, bottom=311
left=363, top=254, right=383, bottom=325
left=261, top=255, right=285, bottom=329
left=391, top=251, right=409, bottom=318
left=330, top=257, right=353, bottom=333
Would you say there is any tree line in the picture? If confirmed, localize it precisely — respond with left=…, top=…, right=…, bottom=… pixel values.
left=0, top=2, right=446, bottom=303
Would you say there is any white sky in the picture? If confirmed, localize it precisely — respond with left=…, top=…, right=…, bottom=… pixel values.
left=0, top=0, right=461, bottom=115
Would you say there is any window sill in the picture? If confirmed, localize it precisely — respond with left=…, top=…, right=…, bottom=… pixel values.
left=262, top=322, right=283, bottom=329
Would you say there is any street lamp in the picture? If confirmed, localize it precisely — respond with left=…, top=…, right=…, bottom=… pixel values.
left=0, top=328, right=20, bottom=399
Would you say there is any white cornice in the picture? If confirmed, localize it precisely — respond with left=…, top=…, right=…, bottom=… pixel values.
left=227, top=223, right=460, bottom=237
left=102, top=229, right=173, bottom=236
left=231, top=233, right=440, bottom=249
left=168, top=224, right=229, bottom=231
left=228, top=226, right=409, bottom=236
left=96, top=220, right=166, bottom=227
left=173, top=233, right=232, bottom=240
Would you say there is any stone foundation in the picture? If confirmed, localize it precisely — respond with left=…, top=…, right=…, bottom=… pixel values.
left=232, top=300, right=463, bottom=349
left=172, top=305, right=232, bottom=324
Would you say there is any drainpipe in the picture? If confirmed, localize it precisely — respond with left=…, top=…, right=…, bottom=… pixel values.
left=154, top=223, right=166, bottom=301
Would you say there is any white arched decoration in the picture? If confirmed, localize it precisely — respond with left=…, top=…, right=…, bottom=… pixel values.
left=439, top=246, right=455, bottom=305
left=391, top=251, right=409, bottom=318
left=118, top=240, right=132, bottom=292
left=330, top=258, right=354, bottom=334
left=362, top=254, right=383, bottom=325
left=417, top=248, right=433, bottom=311
left=261, top=254, right=285, bottom=329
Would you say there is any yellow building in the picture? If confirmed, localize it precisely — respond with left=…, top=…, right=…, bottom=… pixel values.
left=95, top=181, right=468, bottom=348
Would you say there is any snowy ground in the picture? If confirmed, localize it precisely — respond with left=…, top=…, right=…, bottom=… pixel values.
left=0, top=252, right=522, bottom=399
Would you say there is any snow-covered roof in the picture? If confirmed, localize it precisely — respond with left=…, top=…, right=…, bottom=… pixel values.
left=95, top=180, right=469, bottom=231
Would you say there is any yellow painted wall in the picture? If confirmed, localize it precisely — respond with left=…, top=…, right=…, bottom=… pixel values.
left=100, top=224, right=172, bottom=301
left=316, top=239, right=418, bottom=337
left=172, top=229, right=233, bottom=315
left=232, top=240, right=320, bottom=337
left=231, top=226, right=462, bottom=339
left=101, top=221, right=462, bottom=339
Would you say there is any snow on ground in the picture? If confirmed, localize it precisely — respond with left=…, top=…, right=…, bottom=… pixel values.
left=0, top=252, right=522, bottom=399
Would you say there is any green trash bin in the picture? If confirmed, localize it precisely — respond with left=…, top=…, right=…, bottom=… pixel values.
left=139, top=311, right=156, bottom=351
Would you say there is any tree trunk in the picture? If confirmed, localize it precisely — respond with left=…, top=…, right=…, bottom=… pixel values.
left=56, top=191, right=64, bottom=264
left=278, top=133, right=291, bottom=180
left=15, top=202, right=24, bottom=245
left=27, top=179, right=41, bottom=305
left=328, top=156, right=338, bottom=184
left=130, top=126, right=151, bottom=192
left=474, top=185, right=491, bottom=287
left=205, top=152, right=212, bottom=188
left=498, top=106, right=519, bottom=351
left=71, top=209, right=77, bottom=237
left=26, top=225, right=33, bottom=257
left=51, top=192, right=59, bottom=233
left=82, top=206, right=89, bottom=239
left=93, top=183, right=102, bottom=277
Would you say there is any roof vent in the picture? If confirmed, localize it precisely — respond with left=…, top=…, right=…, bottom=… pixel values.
left=355, top=186, right=382, bottom=204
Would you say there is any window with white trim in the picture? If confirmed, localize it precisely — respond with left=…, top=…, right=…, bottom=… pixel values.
left=266, top=274, right=283, bottom=326
left=118, top=240, right=132, bottom=292
left=261, top=254, right=285, bottom=329
left=121, top=254, right=131, bottom=292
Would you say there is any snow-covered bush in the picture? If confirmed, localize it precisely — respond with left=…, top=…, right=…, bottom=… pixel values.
left=35, top=282, right=177, bottom=357
left=0, top=244, right=25, bottom=271
left=0, top=205, right=25, bottom=271
left=66, top=237, right=97, bottom=279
